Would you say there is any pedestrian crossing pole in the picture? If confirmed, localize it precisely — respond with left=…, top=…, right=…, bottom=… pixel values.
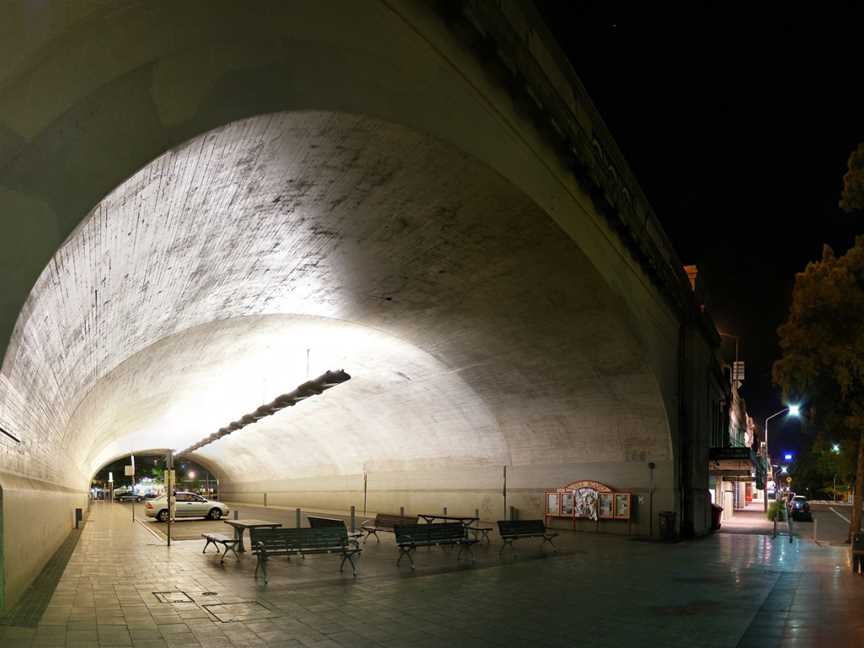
left=166, top=451, right=174, bottom=547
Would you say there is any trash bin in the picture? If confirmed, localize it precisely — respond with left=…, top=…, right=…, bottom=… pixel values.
left=658, top=511, right=677, bottom=542
left=711, top=504, right=723, bottom=531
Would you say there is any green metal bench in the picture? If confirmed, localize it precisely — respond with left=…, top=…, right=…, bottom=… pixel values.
left=497, top=520, right=557, bottom=557
left=251, top=527, right=362, bottom=583
left=393, top=523, right=477, bottom=570
left=307, top=515, right=363, bottom=547
left=201, top=532, right=240, bottom=564
left=360, top=513, right=419, bottom=543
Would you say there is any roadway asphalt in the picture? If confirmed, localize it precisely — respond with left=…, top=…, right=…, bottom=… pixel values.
left=810, top=502, right=856, bottom=545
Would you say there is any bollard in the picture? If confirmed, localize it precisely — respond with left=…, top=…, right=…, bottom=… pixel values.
left=443, top=506, right=447, bottom=516
left=400, top=506, right=405, bottom=517
left=813, top=518, right=818, bottom=543
left=74, top=508, right=83, bottom=529
left=296, top=508, right=301, bottom=528
left=233, top=510, right=239, bottom=520
left=475, top=508, right=479, bottom=522
left=350, top=506, right=356, bottom=532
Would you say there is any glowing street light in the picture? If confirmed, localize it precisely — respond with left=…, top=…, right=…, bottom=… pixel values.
left=188, top=470, right=196, bottom=480
left=763, top=404, right=801, bottom=512
left=832, top=444, right=841, bottom=454
left=784, top=453, right=793, bottom=461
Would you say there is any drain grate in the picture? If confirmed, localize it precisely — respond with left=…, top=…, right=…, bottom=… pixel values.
left=203, top=601, right=278, bottom=623
left=154, top=591, right=193, bottom=604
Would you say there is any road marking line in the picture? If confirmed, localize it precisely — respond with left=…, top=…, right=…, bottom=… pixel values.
left=829, top=507, right=851, bottom=523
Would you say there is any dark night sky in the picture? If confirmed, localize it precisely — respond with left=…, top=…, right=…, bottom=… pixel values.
left=536, top=2, right=863, bottom=454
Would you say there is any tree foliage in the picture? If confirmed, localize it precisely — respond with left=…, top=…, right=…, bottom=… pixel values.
left=790, top=438, right=855, bottom=498
left=840, top=143, right=864, bottom=212
left=773, top=236, right=864, bottom=536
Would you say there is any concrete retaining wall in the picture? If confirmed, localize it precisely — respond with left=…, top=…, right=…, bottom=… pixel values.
left=0, top=472, right=87, bottom=611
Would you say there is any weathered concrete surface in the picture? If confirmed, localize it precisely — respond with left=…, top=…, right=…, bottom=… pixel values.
left=0, top=0, right=717, bottom=609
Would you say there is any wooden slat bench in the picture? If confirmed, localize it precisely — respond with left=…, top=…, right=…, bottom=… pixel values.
left=307, top=516, right=363, bottom=547
left=497, top=520, right=558, bottom=557
left=360, top=513, right=419, bottom=543
left=201, top=533, right=240, bottom=564
left=250, top=527, right=361, bottom=583
left=394, top=523, right=477, bottom=570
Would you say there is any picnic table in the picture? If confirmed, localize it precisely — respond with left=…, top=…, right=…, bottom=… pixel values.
left=223, top=519, right=282, bottom=552
left=417, top=514, right=491, bottom=541
left=417, top=514, right=478, bottom=526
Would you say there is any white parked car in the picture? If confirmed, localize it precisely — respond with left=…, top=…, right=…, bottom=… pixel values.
left=143, top=492, right=229, bottom=522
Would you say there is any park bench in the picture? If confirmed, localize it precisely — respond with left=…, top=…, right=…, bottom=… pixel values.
left=394, top=523, right=477, bottom=570
left=307, top=515, right=363, bottom=547
left=468, top=525, right=494, bottom=543
left=251, top=527, right=362, bottom=583
left=360, top=513, right=418, bottom=543
left=497, top=520, right=558, bottom=557
left=201, top=533, right=240, bottom=564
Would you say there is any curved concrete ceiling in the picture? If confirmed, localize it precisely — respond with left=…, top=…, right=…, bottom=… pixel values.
left=0, top=111, right=670, bottom=490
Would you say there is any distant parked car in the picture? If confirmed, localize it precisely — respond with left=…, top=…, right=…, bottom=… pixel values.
left=143, top=492, right=229, bottom=522
left=790, top=495, right=812, bottom=521
left=115, top=492, right=143, bottom=502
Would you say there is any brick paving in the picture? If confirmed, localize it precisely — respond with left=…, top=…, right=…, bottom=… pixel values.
left=1, top=501, right=863, bottom=646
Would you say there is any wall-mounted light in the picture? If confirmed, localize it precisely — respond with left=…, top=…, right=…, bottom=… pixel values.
left=0, top=424, right=21, bottom=443
left=175, top=369, right=351, bottom=457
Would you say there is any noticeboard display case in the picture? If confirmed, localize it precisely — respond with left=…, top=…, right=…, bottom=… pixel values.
left=544, top=480, right=631, bottom=527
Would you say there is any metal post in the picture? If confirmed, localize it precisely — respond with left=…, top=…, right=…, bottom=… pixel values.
left=296, top=508, right=301, bottom=528
left=363, top=472, right=368, bottom=516
left=503, top=465, right=508, bottom=520
left=648, top=462, right=656, bottom=537
left=400, top=506, right=404, bottom=517
left=166, top=450, right=174, bottom=547
left=350, top=506, right=356, bottom=532
left=443, top=506, right=447, bottom=516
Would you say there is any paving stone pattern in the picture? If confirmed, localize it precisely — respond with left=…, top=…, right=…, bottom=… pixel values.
left=1, top=502, right=863, bottom=647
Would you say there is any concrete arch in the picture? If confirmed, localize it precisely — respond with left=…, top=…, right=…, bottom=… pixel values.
left=4, top=111, right=672, bottom=504
left=88, top=449, right=222, bottom=486
left=0, top=1, right=693, bottom=609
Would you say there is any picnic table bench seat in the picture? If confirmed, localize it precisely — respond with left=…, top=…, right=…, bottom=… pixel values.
left=497, top=520, right=558, bottom=557
left=361, top=513, right=419, bottom=543
left=251, top=527, right=362, bottom=583
left=201, top=533, right=240, bottom=563
left=394, top=523, right=477, bottom=570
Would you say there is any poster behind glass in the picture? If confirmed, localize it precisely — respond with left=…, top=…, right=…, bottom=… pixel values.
left=546, top=492, right=560, bottom=516
left=614, top=493, right=630, bottom=519
left=598, top=492, right=614, bottom=519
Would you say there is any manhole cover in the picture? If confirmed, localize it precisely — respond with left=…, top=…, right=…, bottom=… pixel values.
left=203, top=601, right=278, bottom=623
left=154, top=591, right=193, bottom=604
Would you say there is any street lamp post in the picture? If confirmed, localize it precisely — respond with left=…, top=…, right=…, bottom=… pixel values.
left=763, top=404, right=801, bottom=512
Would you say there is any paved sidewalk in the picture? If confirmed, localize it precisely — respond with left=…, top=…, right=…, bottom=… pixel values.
left=1, top=502, right=863, bottom=647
